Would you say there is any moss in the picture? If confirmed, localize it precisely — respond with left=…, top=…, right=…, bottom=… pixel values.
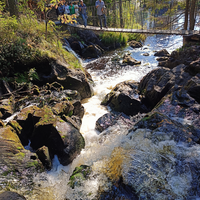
left=68, top=165, right=91, bottom=189
left=67, top=110, right=73, bottom=117
left=26, top=160, right=40, bottom=169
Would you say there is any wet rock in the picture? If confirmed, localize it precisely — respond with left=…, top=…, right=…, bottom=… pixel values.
left=185, top=58, right=200, bottom=76
left=68, top=165, right=91, bottom=189
left=67, top=37, right=83, bottom=55
left=129, top=40, right=143, bottom=48
left=0, top=126, right=43, bottom=190
left=42, top=60, right=94, bottom=99
left=82, top=44, right=104, bottom=58
left=143, top=53, right=149, bottom=56
left=154, top=49, right=170, bottom=57
left=96, top=112, right=138, bottom=133
left=102, top=81, right=144, bottom=116
left=77, top=29, right=106, bottom=50
left=36, top=146, right=51, bottom=170
left=52, top=100, right=74, bottom=116
left=122, top=54, right=141, bottom=66
left=156, top=57, right=169, bottom=61
left=14, top=105, right=40, bottom=145
left=185, top=73, right=200, bottom=103
left=85, top=57, right=110, bottom=70
left=96, top=113, right=117, bottom=132
left=72, top=100, right=84, bottom=119
left=97, top=178, right=139, bottom=200
left=0, top=191, right=26, bottom=200
left=30, top=106, right=85, bottom=166
left=62, top=115, right=81, bottom=130
left=0, top=97, right=14, bottom=119
left=138, top=67, right=174, bottom=108
left=154, top=93, right=200, bottom=129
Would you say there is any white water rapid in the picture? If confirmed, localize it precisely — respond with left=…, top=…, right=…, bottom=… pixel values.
left=31, top=34, right=185, bottom=200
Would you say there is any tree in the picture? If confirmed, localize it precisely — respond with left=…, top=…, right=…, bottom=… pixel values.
left=184, top=0, right=189, bottom=30
left=189, top=0, right=196, bottom=30
left=7, top=0, right=18, bottom=17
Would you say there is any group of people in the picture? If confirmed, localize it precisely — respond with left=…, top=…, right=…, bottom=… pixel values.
left=56, top=0, right=107, bottom=29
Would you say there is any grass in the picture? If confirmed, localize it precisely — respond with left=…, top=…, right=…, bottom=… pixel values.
left=0, top=7, right=82, bottom=81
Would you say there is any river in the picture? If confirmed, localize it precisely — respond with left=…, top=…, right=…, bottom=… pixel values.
left=31, top=34, right=183, bottom=200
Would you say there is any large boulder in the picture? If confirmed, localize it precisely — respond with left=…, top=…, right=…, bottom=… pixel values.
left=42, top=60, right=94, bottom=99
left=0, top=126, right=43, bottom=190
left=138, top=67, right=173, bottom=108
left=30, top=106, right=85, bottom=166
left=82, top=45, right=104, bottom=58
left=154, top=49, right=170, bottom=57
left=185, top=73, right=200, bottom=103
left=102, top=81, right=145, bottom=116
left=77, top=29, right=106, bottom=50
left=185, top=58, right=200, bottom=76
left=138, top=64, right=192, bottom=108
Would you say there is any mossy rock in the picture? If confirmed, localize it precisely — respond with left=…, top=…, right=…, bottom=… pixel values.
left=0, top=97, right=14, bottom=119
left=69, top=165, right=91, bottom=189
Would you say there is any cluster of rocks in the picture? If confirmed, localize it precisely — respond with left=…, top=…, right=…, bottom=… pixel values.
left=0, top=55, right=94, bottom=198
left=68, top=45, right=200, bottom=199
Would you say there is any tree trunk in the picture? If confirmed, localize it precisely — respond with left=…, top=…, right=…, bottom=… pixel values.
left=113, top=0, right=116, bottom=27
left=7, top=0, right=18, bottom=17
left=119, top=0, right=123, bottom=28
left=189, top=0, right=196, bottom=30
left=184, top=0, right=189, bottom=30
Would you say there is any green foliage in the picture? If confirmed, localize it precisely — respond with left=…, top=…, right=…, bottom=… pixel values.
left=100, top=32, right=128, bottom=46
left=0, top=5, right=81, bottom=83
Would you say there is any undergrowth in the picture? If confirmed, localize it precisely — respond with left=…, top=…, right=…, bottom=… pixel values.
left=0, top=4, right=81, bottom=83
left=99, top=24, right=146, bottom=47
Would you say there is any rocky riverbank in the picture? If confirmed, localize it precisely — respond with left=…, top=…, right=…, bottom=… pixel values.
left=68, top=44, right=200, bottom=199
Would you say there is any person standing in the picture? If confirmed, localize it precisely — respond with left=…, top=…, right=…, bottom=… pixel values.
left=69, top=2, right=75, bottom=15
left=64, top=2, right=70, bottom=15
left=79, top=0, right=87, bottom=27
left=95, top=0, right=107, bottom=29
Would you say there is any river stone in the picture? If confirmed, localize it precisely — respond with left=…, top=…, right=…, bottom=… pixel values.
left=82, top=44, right=104, bottom=58
left=122, top=54, right=141, bottom=66
left=185, top=73, right=200, bottom=104
left=77, top=29, right=106, bottom=50
left=0, top=191, right=26, bottom=200
left=0, top=97, right=14, bottom=119
left=138, top=67, right=174, bottom=108
left=156, top=57, right=169, bottom=61
left=85, top=57, right=110, bottom=70
left=36, top=146, right=51, bottom=170
left=129, top=40, right=142, bottom=48
left=71, top=100, right=84, bottom=119
left=14, top=105, right=41, bottom=145
left=52, top=100, right=74, bottom=116
left=68, top=165, right=91, bottom=189
left=30, top=106, right=85, bottom=166
left=185, top=58, right=200, bottom=76
left=0, top=126, right=43, bottom=190
left=154, top=49, right=170, bottom=57
left=143, top=53, right=149, bottom=56
left=153, top=93, right=200, bottom=130
left=102, top=81, right=144, bottom=116
left=50, top=60, right=94, bottom=99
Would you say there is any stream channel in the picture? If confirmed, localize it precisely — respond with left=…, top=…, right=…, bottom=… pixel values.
left=32, top=34, right=184, bottom=200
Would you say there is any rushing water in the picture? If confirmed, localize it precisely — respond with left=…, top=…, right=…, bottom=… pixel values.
left=31, top=34, right=185, bottom=200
